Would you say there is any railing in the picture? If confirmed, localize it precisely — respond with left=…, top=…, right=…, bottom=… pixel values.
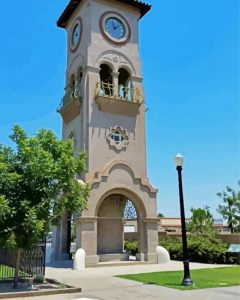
left=57, top=86, right=81, bottom=112
left=95, top=82, right=144, bottom=104
left=0, top=241, right=46, bottom=281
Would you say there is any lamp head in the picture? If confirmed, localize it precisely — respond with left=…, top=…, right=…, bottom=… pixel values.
left=174, top=153, right=183, bottom=167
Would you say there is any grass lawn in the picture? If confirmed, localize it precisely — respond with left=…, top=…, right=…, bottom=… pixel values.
left=117, top=267, right=240, bottom=290
left=0, top=264, right=15, bottom=279
left=0, top=264, right=27, bottom=280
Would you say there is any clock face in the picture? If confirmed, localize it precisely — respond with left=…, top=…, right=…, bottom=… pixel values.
left=70, top=18, right=82, bottom=52
left=105, top=17, right=126, bottom=39
left=99, top=12, right=131, bottom=45
left=72, top=23, right=81, bottom=48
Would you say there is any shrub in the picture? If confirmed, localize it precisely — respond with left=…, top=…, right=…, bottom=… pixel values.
left=33, top=274, right=44, bottom=283
left=124, top=240, right=138, bottom=256
left=160, top=236, right=236, bottom=264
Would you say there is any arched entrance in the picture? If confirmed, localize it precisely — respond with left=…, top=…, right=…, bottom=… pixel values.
left=96, top=192, right=145, bottom=261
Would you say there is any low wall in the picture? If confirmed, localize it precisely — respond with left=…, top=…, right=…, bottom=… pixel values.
left=125, top=232, right=240, bottom=246
left=158, top=232, right=240, bottom=245
left=217, top=234, right=240, bottom=245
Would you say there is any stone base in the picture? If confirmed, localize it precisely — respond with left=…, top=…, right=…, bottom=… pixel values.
left=85, top=255, right=100, bottom=265
left=99, top=253, right=129, bottom=262
left=136, top=252, right=157, bottom=263
left=136, top=252, right=145, bottom=261
left=144, top=253, right=158, bottom=263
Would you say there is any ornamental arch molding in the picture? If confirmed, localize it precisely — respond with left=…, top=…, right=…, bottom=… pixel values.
left=84, top=160, right=158, bottom=219
left=67, top=53, right=85, bottom=81
left=95, top=50, right=136, bottom=76
left=90, top=160, right=157, bottom=194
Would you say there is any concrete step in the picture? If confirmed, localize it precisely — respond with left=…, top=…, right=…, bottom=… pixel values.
left=99, top=253, right=129, bottom=262
left=86, top=260, right=154, bottom=268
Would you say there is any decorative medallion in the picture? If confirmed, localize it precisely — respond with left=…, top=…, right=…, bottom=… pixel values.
left=107, top=126, right=129, bottom=150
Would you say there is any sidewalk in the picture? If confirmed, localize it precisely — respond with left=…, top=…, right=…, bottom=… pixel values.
left=7, top=261, right=240, bottom=300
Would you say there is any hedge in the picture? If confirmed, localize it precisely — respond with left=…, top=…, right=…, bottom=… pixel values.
left=160, top=235, right=236, bottom=264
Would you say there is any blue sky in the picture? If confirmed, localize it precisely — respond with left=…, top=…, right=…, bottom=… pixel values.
left=0, top=0, right=239, bottom=218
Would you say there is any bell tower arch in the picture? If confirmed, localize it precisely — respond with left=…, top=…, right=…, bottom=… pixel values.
left=55, top=0, right=158, bottom=265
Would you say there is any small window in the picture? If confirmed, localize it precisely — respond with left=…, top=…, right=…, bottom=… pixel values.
left=107, top=126, right=129, bottom=150
left=111, top=131, right=124, bottom=144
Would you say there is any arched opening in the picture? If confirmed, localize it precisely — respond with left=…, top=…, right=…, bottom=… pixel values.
left=68, top=131, right=76, bottom=147
left=69, top=74, right=75, bottom=89
left=118, top=68, right=132, bottom=100
left=99, top=64, right=113, bottom=96
left=77, top=66, right=83, bottom=84
left=97, top=193, right=141, bottom=261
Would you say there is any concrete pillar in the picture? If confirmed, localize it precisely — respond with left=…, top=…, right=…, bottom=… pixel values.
left=122, top=219, right=126, bottom=252
left=136, top=218, right=147, bottom=261
left=129, top=75, right=144, bottom=103
left=143, top=218, right=159, bottom=263
left=75, top=217, right=99, bottom=265
left=112, top=71, right=119, bottom=97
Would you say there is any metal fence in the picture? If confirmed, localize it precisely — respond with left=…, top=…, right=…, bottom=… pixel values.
left=0, top=241, right=46, bottom=280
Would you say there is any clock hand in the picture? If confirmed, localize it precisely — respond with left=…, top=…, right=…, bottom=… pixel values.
left=112, top=21, right=116, bottom=30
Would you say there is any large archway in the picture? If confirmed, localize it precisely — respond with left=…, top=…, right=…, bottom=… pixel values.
left=96, top=191, right=145, bottom=261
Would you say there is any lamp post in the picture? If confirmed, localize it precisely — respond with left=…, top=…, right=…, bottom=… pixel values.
left=174, top=153, right=193, bottom=286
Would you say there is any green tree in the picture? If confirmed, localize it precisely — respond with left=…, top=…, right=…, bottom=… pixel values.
left=0, top=126, right=89, bottom=287
left=187, top=207, right=216, bottom=236
left=157, top=213, right=165, bottom=218
left=217, top=181, right=240, bottom=233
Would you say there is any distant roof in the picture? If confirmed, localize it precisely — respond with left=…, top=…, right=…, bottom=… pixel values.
left=57, top=0, right=151, bottom=28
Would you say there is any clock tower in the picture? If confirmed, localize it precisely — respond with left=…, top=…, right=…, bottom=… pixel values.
left=55, top=0, right=158, bottom=265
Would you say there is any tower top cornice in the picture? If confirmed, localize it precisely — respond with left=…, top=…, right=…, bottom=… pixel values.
left=57, top=0, right=151, bottom=28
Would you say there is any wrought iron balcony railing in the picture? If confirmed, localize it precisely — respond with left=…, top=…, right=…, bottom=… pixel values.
left=57, top=86, right=82, bottom=112
left=94, top=82, right=144, bottom=104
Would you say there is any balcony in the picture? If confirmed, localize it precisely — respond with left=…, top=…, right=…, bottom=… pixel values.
left=57, top=86, right=82, bottom=123
left=94, top=82, right=144, bottom=116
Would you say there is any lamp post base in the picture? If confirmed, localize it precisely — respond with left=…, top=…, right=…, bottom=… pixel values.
left=181, top=277, right=194, bottom=286
left=181, top=260, right=194, bottom=286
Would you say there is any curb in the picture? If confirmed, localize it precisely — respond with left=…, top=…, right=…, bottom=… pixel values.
left=0, top=287, right=82, bottom=299
left=0, top=278, right=82, bottom=299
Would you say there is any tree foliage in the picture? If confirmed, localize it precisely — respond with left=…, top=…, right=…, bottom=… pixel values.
left=187, top=207, right=216, bottom=236
left=0, top=125, right=89, bottom=249
left=217, top=181, right=240, bottom=233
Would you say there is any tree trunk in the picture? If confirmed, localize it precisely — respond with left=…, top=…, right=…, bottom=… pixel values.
left=228, top=202, right=234, bottom=233
left=13, top=248, right=22, bottom=289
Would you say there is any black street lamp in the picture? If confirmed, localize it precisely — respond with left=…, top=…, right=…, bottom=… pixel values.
left=174, top=153, right=194, bottom=286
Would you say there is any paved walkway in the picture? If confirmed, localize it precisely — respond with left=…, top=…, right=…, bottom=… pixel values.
left=7, top=261, right=240, bottom=300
